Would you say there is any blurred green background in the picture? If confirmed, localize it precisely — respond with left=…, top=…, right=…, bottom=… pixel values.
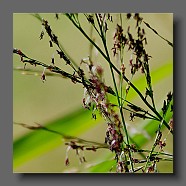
left=13, top=13, right=173, bottom=173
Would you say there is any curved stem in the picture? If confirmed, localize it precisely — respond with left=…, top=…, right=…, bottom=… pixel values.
left=95, top=14, right=134, bottom=172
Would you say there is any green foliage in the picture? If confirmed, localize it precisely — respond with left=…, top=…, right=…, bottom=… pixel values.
left=13, top=13, right=173, bottom=173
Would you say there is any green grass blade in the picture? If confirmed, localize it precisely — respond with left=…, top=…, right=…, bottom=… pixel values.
left=13, top=108, right=102, bottom=168
left=85, top=160, right=116, bottom=173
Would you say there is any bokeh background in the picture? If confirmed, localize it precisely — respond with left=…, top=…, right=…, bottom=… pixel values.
left=13, top=13, right=173, bottom=173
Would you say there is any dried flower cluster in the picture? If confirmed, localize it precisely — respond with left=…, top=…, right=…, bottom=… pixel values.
left=112, top=24, right=128, bottom=56
left=82, top=62, right=124, bottom=161
left=14, top=13, right=173, bottom=173
left=112, top=13, right=150, bottom=76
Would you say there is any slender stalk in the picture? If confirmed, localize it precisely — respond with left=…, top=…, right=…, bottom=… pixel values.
left=119, top=14, right=125, bottom=107
left=95, top=14, right=134, bottom=172
left=137, top=149, right=173, bottom=157
left=143, top=62, right=156, bottom=110
left=32, top=13, right=79, bottom=69
left=144, top=97, right=172, bottom=172
left=14, top=122, right=109, bottom=149
left=143, top=21, right=173, bottom=47
left=144, top=118, right=164, bottom=172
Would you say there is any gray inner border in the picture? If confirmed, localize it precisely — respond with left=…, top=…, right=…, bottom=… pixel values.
left=0, top=0, right=185, bottom=186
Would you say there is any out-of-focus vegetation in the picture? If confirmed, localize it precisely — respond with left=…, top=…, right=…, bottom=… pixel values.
left=13, top=13, right=173, bottom=173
